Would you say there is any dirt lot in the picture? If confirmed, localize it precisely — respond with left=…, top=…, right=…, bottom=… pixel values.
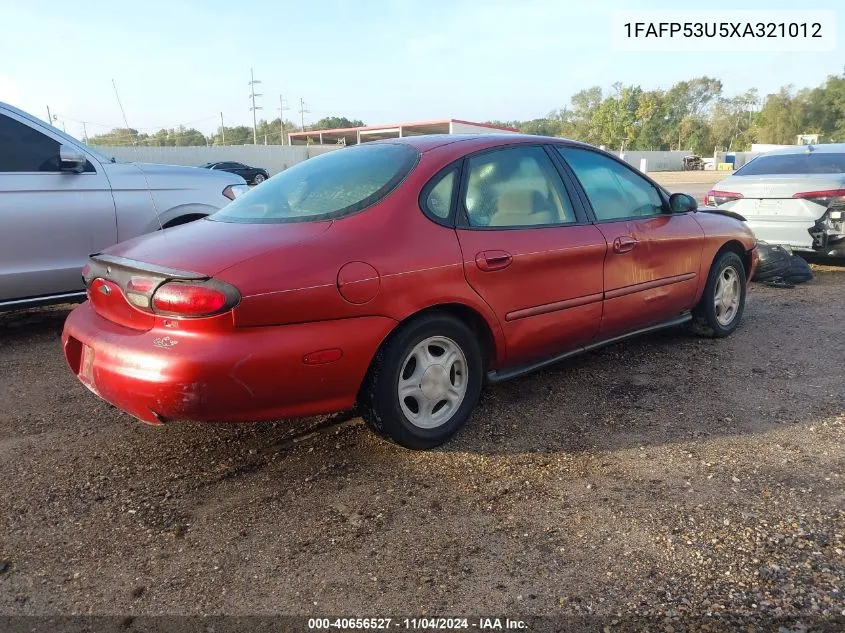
left=652, top=170, right=724, bottom=203
left=1, top=268, right=843, bottom=627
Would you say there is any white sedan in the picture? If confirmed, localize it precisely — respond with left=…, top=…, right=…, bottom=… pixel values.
left=705, top=144, right=845, bottom=256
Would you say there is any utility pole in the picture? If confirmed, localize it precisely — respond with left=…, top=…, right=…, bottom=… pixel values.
left=299, top=97, right=310, bottom=132
left=220, top=112, right=225, bottom=144
left=46, top=105, right=53, bottom=126
left=248, top=68, right=263, bottom=145
left=82, top=122, right=88, bottom=144
left=278, top=94, right=289, bottom=145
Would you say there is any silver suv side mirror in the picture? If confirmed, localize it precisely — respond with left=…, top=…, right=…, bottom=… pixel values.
left=59, top=144, right=87, bottom=173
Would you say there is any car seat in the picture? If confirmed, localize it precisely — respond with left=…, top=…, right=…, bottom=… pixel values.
left=489, top=189, right=556, bottom=226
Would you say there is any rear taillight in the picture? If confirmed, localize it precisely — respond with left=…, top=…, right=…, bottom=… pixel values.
left=704, top=190, right=743, bottom=207
left=125, top=276, right=157, bottom=309
left=151, top=281, right=239, bottom=317
left=223, top=184, right=249, bottom=200
left=792, top=189, right=845, bottom=213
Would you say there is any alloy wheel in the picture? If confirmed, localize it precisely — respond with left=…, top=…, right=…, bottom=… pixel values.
left=397, top=336, right=468, bottom=429
left=714, top=265, right=741, bottom=326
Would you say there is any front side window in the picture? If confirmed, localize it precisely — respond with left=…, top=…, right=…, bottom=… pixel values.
left=735, top=152, right=845, bottom=175
left=463, top=146, right=576, bottom=227
left=0, top=114, right=61, bottom=172
left=212, top=143, right=418, bottom=223
left=558, top=147, right=664, bottom=221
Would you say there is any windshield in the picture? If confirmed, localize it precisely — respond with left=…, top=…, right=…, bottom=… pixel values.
left=211, top=144, right=418, bottom=223
left=736, top=152, right=845, bottom=176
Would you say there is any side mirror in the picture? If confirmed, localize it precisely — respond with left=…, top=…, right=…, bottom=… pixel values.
left=669, top=192, right=697, bottom=213
left=59, top=144, right=87, bottom=173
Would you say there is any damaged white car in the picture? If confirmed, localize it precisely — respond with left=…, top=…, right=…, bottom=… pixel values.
left=705, top=144, right=845, bottom=256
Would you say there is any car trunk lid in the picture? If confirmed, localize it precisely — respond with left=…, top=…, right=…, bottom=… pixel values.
left=724, top=174, right=845, bottom=201
left=85, top=219, right=332, bottom=330
left=106, top=218, right=332, bottom=276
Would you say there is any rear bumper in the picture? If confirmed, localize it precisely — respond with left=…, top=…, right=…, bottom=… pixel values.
left=744, top=218, right=816, bottom=250
left=62, top=302, right=396, bottom=424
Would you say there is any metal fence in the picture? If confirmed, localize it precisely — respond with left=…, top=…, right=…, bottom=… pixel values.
left=92, top=144, right=339, bottom=176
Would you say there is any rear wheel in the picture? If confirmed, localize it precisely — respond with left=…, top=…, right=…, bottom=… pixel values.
left=691, top=251, right=746, bottom=338
left=359, top=313, right=483, bottom=449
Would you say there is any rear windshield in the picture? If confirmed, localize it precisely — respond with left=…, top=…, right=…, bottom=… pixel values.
left=211, top=144, right=418, bottom=223
left=736, top=152, right=845, bottom=176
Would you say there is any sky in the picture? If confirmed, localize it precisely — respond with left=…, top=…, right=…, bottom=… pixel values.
left=1, top=0, right=842, bottom=140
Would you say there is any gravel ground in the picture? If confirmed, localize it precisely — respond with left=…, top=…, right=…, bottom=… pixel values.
left=0, top=267, right=843, bottom=629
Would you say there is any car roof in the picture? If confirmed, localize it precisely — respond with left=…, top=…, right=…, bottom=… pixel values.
left=367, top=133, right=589, bottom=153
left=758, top=143, right=845, bottom=156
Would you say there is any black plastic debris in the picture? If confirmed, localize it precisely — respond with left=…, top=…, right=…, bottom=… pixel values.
left=752, top=242, right=813, bottom=287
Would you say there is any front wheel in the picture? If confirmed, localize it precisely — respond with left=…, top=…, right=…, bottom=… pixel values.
left=691, top=251, right=746, bottom=338
left=253, top=173, right=266, bottom=184
left=359, top=313, right=483, bottom=450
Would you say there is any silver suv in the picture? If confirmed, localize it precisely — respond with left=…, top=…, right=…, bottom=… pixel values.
left=0, top=102, right=249, bottom=310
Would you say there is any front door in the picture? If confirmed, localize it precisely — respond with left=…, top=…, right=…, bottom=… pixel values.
left=453, top=145, right=606, bottom=366
left=555, top=146, right=704, bottom=338
left=0, top=111, right=116, bottom=302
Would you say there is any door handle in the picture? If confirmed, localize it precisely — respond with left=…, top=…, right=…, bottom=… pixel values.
left=475, top=250, right=513, bottom=272
left=613, top=236, right=638, bottom=254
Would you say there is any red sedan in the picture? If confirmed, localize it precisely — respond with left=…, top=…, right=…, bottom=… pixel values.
left=62, top=135, right=758, bottom=449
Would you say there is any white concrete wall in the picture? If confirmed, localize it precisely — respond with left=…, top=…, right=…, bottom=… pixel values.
left=450, top=121, right=517, bottom=135
left=95, top=143, right=745, bottom=175
left=92, top=144, right=339, bottom=176
left=715, top=151, right=763, bottom=169
left=751, top=143, right=793, bottom=153
left=618, top=150, right=690, bottom=172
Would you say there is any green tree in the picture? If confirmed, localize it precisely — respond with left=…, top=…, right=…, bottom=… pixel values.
left=754, top=87, right=806, bottom=144
left=88, top=128, right=144, bottom=146
left=311, top=116, right=365, bottom=130
left=710, top=89, right=759, bottom=151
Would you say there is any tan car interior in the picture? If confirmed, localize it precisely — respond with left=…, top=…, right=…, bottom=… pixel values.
left=466, top=154, right=575, bottom=227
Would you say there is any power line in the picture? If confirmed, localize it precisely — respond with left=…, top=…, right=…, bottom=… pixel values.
left=279, top=94, right=289, bottom=145
left=299, top=97, right=310, bottom=131
left=248, top=67, right=263, bottom=145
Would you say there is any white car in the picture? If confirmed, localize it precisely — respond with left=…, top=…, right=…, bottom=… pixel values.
left=704, top=144, right=845, bottom=256
left=0, top=102, right=249, bottom=310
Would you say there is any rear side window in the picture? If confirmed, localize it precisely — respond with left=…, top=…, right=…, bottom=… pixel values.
left=463, top=146, right=576, bottom=227
left=736, top=152, right=845, bottom=175
left=558, top=147, right=664, bottom=221
left=0, top=114, right=61, bottom=172
left=212, top=144, right=418, bottom=223
left=423, top=169, right=457, bottom=219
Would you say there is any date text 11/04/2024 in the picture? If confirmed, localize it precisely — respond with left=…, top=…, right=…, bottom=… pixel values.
left=307, top=618, right=528, bottom=630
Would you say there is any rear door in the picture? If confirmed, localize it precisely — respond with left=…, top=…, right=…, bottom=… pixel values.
left=451, top=144, right=606, bottom=366
left=0, top=111, right=116, bottom=302
left=556, top=146, right=704, bottom=338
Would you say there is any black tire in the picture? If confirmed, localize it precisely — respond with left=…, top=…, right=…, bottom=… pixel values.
left=752, top=242, right=791, bottom=282
left=253, top=173, right=266, bottom=184
left=691, top=251, right=746, bottom=338
left=783, top=254, right=813, bottom=284
left=359, top=312, right=483, bottom=450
